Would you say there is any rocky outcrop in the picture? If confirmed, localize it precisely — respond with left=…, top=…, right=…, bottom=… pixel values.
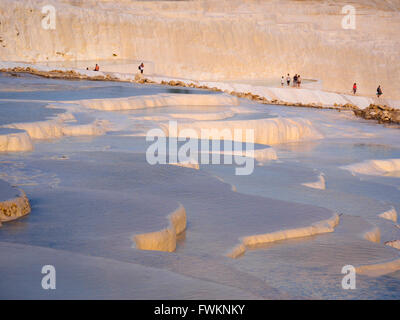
left=0, top=188, right=31, bottom=226
left=0, top=66, right=119, bottom=81
left=353, top=104, right=400, bottom=124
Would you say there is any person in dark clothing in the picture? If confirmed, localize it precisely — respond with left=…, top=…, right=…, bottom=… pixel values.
left=377, top=85, right=383, bottom=98
left=353, top=83, right=357, bottom=95
left=138, top=63, right=144, bottom=74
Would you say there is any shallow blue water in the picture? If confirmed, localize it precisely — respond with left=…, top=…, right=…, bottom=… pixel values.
left=0, top=101, right=64, bottom=125
left=0, top=74, right=400, bottom=299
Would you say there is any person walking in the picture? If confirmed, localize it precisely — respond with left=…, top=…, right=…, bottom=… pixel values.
left=281, top=76, right=285, bottom=86
left=293, top=74, right=298, bottom=87
left=353, top=83, right=357, bottom=95
left=376, top=85, right=383, bottom=98
left=138, top=63, right=144, bottom=74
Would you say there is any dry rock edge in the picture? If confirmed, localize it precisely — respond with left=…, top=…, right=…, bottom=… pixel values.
left=0, top=189, right=31, bottom=226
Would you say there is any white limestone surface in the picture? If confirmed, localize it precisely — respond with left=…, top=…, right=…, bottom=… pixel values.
left=342, top=159, right=400, bottom=177
left=1, top=0, right=399, bottom=100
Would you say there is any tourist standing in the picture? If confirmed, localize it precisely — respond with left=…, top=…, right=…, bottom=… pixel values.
left=293, top=74, right=298, bottom=87
left=353, top=83, right=357, bottom=95
left=281, top=76, right=285, bottom=86
left=138, top=63, right=144, bottom=74
left=377, top=85, right=383, bottom=98
left=286, top=74, right=291, bottom=86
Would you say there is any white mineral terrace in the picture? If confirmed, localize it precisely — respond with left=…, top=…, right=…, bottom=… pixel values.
left=0, top=71, right=399, bottom=299
left=1, top=0, right=399, bottom=100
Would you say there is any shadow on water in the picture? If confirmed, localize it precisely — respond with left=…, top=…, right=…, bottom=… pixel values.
left=165, top=87, right=216, bottom=95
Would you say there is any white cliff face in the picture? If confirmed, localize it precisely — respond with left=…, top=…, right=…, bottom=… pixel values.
left=163, top=117, right=323, bottom=146
left=1, top=0, right=399, bottom=99
left=79, top=93, right=239, bottom=111
left=227, top=213, right=340, bottom=258
left=133, top=204, right=187, bottom=252
left=1, top=117, right=108, bottom=152
left=0, top=130, right=33, bottom=152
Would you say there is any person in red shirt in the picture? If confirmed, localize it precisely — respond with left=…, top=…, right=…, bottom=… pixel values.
left=94, top=64, right=99, bottom=71
left=353, top=83, right=357, bottom=95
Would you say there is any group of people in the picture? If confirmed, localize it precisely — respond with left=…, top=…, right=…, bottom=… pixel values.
left=84, top=63, right=386, bottom=100
left=352, top=83, right=383, bottom=98
left=278, top=75, right=383, bottom=99
left=85, top=63, right=385, bottom=100
left=86, top=64, right=100, bottom=71
left=281, top=73, right=302, bottom=88
left=86, top=63, right=145, bottom=74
